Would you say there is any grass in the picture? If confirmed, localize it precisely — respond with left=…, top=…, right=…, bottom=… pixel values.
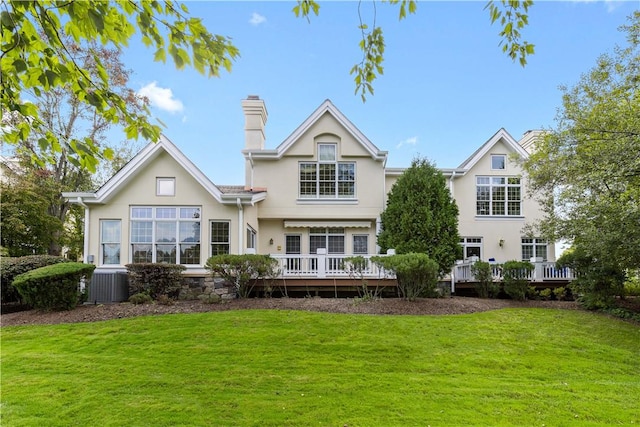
left=2, top=308, right=639, bottom=426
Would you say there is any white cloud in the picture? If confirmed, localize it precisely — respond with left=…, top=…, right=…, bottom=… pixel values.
left=137, top=82, right=184, bottom=114
left=249, top=12, right=266, bottom=26
left=570, top=0, right=622, bottom=13
left=396, top=136, right=418, bottom=149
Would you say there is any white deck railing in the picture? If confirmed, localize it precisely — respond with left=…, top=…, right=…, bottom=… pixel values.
left=269, top=254, right=393, bottom=279
left=268, top=254, right=575, bottom=283
left=453, top=260, right=575, bottom=283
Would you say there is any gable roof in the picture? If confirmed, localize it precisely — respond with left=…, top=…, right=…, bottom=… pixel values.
left=457, top=128, right=529, bottom=170
left=63, top=135, right=266, bottom=205
left=243, top=99, right=388, bottom=162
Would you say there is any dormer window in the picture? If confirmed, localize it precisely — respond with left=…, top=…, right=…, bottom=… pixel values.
left=299, top=143, right=355, bottom=199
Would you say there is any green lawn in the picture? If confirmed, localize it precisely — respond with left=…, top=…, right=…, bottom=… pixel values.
left=2, top=308, right=639, bottom=426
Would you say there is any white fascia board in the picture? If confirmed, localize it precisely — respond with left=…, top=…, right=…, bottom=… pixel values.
left=273, top=100, right=387, bottom=161
left=90, top=135, right=224, bottom=204
left=458, top=128, right=529, bottom=170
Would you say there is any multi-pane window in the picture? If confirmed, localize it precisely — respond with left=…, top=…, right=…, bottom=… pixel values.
left=491, top=155, right=506, bottom=170
left=460, top=237, right=482, bottom=260
left=130, top=207, right=200, bottom=265
left=246, top=226, right=256, bottom=250
left=299, top=144, right=355, bottom=198
left=100, top=220, right=121, bottom=265
left=353, top=235, right=369, bottom=254
left=285, top=235, right=302, bottom=271
left=476, top=176, right=521, bottom=216
left=211, top=221, right=230, bottom=255
left=309, top=227, right=345, bottom=254
left=522, top=238, right=547, bottom=262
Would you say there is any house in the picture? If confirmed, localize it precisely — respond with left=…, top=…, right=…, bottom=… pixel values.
left=63, top=96, right=558, bottom=298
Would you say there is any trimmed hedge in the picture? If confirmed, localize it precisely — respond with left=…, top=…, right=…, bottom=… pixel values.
left=502, top=260, right=534, bottom=301
left=205, top=254, right=278, bottom=298
left=0, top=255, right=71, bottom=304
left=125, top=263, right=186, bottom=299
left=372, top=253, right=439, bottom=300
left=470, top=261, right=500, bottom=298
left=12, top=262, right=95, bottom=310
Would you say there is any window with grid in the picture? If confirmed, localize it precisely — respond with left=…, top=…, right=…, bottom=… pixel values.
left=299, top=144, right=355, bottom=199
left=130, top=207, right=201, bottom=265
left=353, top=235, right=369, bottom=254
left=460, top=237, right=482, bottom=260
left=100, top=220, right=121, bottom=265
left=476, top=176, right=521, bottom=216
left=309, top=227, right=345, bottom=254
left=246, top=226, right=256, bottom=250
left=521, top=238, right=547, bottom=262
left=210, top=221, right=230, bottom=255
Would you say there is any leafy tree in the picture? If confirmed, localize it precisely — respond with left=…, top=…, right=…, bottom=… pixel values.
left=0, top=170, right=63, bottom=257
left=2, top=0, right=533, bottom=168
left=4, top=39, right=144, bottom=256
left=523, top=12, right=640, bottom=274
left=295, top=0, right=534, bottom=101
left=378, top=157, right=461, bottom=276
left=557, top=247, right=626, bottom=309
left=2, top=0, right=239, bottom=171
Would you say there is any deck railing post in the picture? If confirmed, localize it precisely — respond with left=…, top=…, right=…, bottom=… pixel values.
left=316, top=248, right=327, bottom=278
left=531, top=258, right=544, bottom=282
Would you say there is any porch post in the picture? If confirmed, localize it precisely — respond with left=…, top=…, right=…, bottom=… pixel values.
left=316, top=248, right=327, bottom=278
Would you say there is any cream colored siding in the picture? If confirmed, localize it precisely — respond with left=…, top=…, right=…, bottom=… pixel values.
left=87, top=151, right=240, bottom=268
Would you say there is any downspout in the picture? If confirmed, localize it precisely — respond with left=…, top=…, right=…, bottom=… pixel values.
left=236, top=198, right=244, bottom=255
left=76, top=197, right=90, bottom=264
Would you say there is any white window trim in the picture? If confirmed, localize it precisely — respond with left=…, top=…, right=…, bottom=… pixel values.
left=298, top=143, right=356, bottom=200
left=156, top=177, right=176, bottom=196
left=100, top=219, right=121, bottom=266
left=210, top=219, right=231, bottom=256
left=352, top=234, right=369, bottom=255
left=491, top=154, right=507, bottom=171
left=476, top=175, right=522, bottom=217
left=522, top=238, right=548, bottom=262
left=460, top=237, right=483, bottom=260
left=130, top=206, right=201, bottom=265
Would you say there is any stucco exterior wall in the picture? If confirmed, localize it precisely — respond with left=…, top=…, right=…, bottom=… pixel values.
left=252, top=114, right=385, bottom=221
left=87, top=151, right=242, bottom=271
left=453, top=139, right=554, bottom=262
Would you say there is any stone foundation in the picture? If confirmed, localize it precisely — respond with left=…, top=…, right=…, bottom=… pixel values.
left=180, top=276, right=236, bottom=300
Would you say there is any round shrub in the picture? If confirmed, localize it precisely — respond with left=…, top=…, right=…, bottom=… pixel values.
left=1, top=255, right=70, bottom=305
left=372, top=253, right=439, bottom=300
left=502, top=260, right=534, bottom=301
left=128, top=292, right=153, bottom=305
left=12, top=262, right=95, bottom=310
left=470, top=261, right=500, bottom=298
left=125, top=263, right=186, bottom=299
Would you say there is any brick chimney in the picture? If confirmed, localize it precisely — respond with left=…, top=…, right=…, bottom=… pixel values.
left=241, top=95, right=268, bottom=150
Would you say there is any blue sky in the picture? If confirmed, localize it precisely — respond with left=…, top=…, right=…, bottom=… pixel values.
left=120, top=1, right=638, bottom=186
